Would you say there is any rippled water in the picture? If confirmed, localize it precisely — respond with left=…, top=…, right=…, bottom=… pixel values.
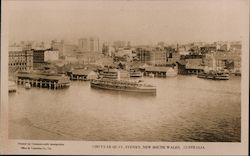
left=9, top=75, right=241, bottom=142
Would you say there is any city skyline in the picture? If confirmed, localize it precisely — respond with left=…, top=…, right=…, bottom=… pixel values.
left=4, top=0, right=248, bottom=45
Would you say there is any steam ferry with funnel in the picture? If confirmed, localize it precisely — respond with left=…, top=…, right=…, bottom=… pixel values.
left=91, top=69, right=156, bottom=93
left=90, top=78, right=156, bottom=93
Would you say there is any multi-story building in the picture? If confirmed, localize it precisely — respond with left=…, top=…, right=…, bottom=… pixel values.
left=102, top=43, right=113, bottom=56
left=78, top=37, right=100, bottom=53
left=137, top=47, right=167, bottom=66
left=89, top=37, right=100, bottom=52
left=204, top=51, right=241, bottom=72
left=76, top=52, right=103, bottom=64
left=165, top=47, right=180, bottom=65
left=8, top=46, right=33, bottom=73
left=177, top=55, right=204, bottom=75
left=78, top=38, right=89, bottom=52
left=33, top=49, right=46, bottom=68
left=62, top=44, right=78, bottom=56
left=149, top=48, right=166, bottom=66
left=44, top=50, right=59, bottom=62
left=51, top=40, right=64, bottom=58
left=200, top=44, right=217, bottom=54
left=136, top=47, right=151, bottom=64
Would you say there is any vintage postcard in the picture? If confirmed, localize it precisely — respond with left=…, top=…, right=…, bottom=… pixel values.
left=1, top=0, right=249, bottom=155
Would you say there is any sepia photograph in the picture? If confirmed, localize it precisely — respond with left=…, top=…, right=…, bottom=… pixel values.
left=1, top=0, right=249, bottom=155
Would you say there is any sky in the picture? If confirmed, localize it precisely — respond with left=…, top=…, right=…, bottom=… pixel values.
left=3, top=0, right=249, bottom=45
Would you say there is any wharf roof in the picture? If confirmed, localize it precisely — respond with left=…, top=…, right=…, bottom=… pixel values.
left=17, top=72, right=66, bottom=81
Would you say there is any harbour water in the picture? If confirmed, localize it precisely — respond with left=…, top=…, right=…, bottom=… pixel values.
left=8, top=75, right=241, bottom=142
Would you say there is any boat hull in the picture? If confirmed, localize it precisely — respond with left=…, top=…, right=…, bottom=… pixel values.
left=198, top=74, right=229, bottom=80
left=90, top=82, right=156, bottom=93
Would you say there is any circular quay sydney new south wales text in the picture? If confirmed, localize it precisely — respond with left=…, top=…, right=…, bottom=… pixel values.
left=1, top=0, right=249, bottom=155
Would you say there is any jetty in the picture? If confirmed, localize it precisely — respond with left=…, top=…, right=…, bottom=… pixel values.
left=16, top=72, right=70, bottom=89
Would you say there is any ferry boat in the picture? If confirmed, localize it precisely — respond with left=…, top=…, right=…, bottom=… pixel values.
left=99, top=68, right=119, bottom=79
left=99, top=68, right=130, bottom=79
left=198, top=70, right=230, bottom=80
left=198, top=55, right=230, bottom=80
left=90, top=78, right=156, bottom=93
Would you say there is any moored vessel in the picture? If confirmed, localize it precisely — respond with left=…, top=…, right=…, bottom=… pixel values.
left=90, top=78, right=156, bottom=93
left=198, top=70, right=230, bottom=80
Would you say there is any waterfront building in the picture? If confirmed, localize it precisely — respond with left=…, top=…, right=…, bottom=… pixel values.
left=176, top=60, right=204, bottom=75
left=144, top=66, right=175, bottom=77
left=176, top=60, right=187, bottom=75
left=149, top=48, right=166, bottom=66
left=8, top=46, right=33, bottom=73
left=185, top=58, right=204, bottom=74
left=16, top=72, right=70, bottom=89
left=176, top=54, right=204, bottom=75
